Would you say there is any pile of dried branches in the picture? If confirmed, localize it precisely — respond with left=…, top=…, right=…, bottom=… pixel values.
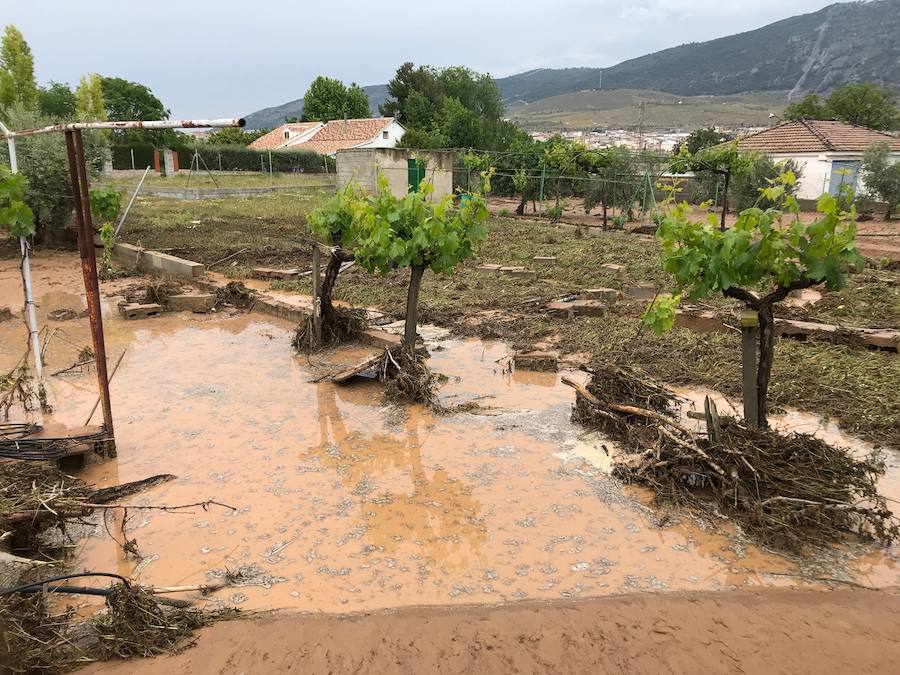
left=0, top=583, right=228, bottom=672
left=292, top=307, right=367, bottom=353
left=565, top=364, right=900, bottom=551
left=123, top=279, right=183, bottom=306
left=0, top=460, right=93, bottom=546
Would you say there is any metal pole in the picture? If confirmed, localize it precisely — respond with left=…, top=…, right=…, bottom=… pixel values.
left=114, top=165, right=151, bottom=237
left=311, top=245, right=322, bottom=348
left=1, top=122, right=42, bottom=378
left=130, top=148, right=135, bottom=170
left=740, top=310, right=759, bottom=427
left=65, top=129, right=116, bottom=454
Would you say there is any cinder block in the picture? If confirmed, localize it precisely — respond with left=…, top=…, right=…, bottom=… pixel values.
left=166, top=293, right=217, bottom=313
left=580, top=288, right=621, bottom=302
left=546, top=300, right=575, bottom=318
left=111, top=243, right=205, bottom=279
left=119, top=303, right=163, bottom=320
left=514, top=350, right=559, bottom=372
left=533, top=256, right=557, bottom=266
left=475, top=264, right=502, bottom=275
left=624, top=284, right=657, bottom=300
left=358, top=329, right=402, bottom=350
left=252, top=267, right=300, bottom=281
left=675, top=310, right=727, bottom=334
left=499, top=266, right=526, bottom=274
left=862, top=330, right=899, bottom=351
left=508, top=269, right=537, bottom=281
left=571, top=300, right=607, bottom=317
left=600, top=263, right=625, bottom=279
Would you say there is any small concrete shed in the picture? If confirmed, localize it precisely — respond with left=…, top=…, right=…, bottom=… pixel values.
left=335, top=148, right=456, bottom=200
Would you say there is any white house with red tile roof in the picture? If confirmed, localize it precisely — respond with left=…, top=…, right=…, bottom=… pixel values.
left=248, top=122, right=323, bottom=151
left=735, top=119, right=900, bottom=200
left=282, top=117, right=405, bottom=156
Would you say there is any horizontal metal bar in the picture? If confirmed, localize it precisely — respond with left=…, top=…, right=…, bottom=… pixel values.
left=4, top=117, right=245, bottom=138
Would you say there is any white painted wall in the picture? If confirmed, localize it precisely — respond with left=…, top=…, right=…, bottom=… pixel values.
left=769, top=151, right=900, bottom=200
left=355, top=120, right=406, bottom=149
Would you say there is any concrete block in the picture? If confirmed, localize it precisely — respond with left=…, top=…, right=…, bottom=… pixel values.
left=862, top=330, right=899, bottom=351
left=508, top=269, right=537, bottom=281
left=571, top=300, right=607, bottom=317
left=475, top=264, right=502, bottom=275
left=166, top=293, right=217, bottom=313
left=358, top=329, right=402, bottom=350
left=499, top=266, right=526, bottom=274
left=252, top=267, right=300, bottom=281
left=111, top=243, right=205, bottom=279
left=675, top=310, right=727, bottom=334
left=514, top=350, right=559, bottom=372
left=600, top=263, right=625, bottom=279
left=119, top=303, right=163, bottom=320
left=533, top=256, right=557, bottom=266
left=624, top=284, right=657, bottom=300
left=253, top=296, right=308, bottom=323
left=546, top=300, right=575, bottom=318
left=580, top=288, right=621, bottom=302
left=774, top=319, right=838, bottom=340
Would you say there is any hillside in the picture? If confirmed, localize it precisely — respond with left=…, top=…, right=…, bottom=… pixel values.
left=496, top=0, right=900, bottom=101
left=243, top=84, right=389, bottom=130
left=507, top=89, right=786, bottom=130
left=244, top=1, right=900, bottom=130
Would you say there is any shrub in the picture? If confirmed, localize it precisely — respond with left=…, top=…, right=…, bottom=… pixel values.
left=545, top=201, right=565, bottom=222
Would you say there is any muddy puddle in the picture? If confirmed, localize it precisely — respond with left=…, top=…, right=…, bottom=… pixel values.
left=2, top=253, right=898, bottom=613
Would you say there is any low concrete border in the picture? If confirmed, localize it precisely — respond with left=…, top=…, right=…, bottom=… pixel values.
left=138, top=184, right=335, bottom=200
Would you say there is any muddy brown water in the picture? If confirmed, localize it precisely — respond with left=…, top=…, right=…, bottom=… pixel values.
left=1, top=253, right=898, bottom=615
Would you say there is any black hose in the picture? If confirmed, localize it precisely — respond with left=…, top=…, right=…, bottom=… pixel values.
left=11, top=585, right=111, bottom=598
left=0, top=571, right=130, bottom=596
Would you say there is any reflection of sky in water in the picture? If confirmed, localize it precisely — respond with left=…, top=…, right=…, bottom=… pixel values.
left=1, top=255, right=897, bottom=612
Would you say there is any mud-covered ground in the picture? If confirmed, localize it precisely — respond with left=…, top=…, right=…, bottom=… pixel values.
left=79, top=588, right=900, bottom=675
left=49, top=192, right=899, bottom=449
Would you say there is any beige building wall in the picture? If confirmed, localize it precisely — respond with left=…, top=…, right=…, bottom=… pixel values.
left=336, top=148, right=456, bottom=200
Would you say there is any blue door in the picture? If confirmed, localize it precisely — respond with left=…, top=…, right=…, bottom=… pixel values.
left=828, top=161, right=860, bottom=196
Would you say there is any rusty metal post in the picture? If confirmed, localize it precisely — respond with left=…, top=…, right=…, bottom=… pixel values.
left=65, top=130, right=116, bottom=456
left=311, top=245, right=322, bottom=348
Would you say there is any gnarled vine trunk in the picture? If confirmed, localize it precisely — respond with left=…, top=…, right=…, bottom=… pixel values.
left=404, top=264, right=426, bottom=354
left=320, top=235, right=352, bottom=324
left=719, top=171, right=730, bottom=232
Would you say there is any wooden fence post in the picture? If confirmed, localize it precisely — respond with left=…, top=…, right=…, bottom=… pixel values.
left=741, top=310, right=759, bottom=426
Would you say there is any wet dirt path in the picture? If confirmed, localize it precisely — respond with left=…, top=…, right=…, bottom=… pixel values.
left=79, top=588, right=900, bottom=675
left=1, top=253, right=898, bottom=616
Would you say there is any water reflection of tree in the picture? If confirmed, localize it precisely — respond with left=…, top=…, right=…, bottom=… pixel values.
left=306, top=382, right=486, bottom=570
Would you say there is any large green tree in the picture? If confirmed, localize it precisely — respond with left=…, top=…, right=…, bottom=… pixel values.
left=784, top=83, right=900, bottom=131
left=99, top=76, right=176, bottom=145
left=204, top=127, right=270, bottom=146
left=675, top=128, right=734, bottom=156
left=382, top=62, right=516, bottom=150
left=0, top=25, right=37, bottom=111
left=37, top=81, right=76, bottom=120
left=301, top=76, right=371, bottom=122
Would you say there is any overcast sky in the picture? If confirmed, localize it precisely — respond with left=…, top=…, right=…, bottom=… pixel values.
left=4, top=0, right=839, bottom=118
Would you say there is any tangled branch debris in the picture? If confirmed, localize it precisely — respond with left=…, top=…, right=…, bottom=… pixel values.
left=0, top=583, right=232, bottom=672
left=292, top=307, right=367, bottom=353
left=215, top=281, right=254, bottom=309
left=565, top=364, right=900, bottom=551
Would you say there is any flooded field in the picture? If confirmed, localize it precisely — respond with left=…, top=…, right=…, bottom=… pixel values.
left=1, top=253, right=898, bottom=614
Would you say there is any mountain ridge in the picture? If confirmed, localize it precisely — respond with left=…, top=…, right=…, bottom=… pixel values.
left=244, top=1, right=900, bottom=130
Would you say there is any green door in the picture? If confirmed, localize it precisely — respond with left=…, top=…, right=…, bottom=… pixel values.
left=407, top=158, right=426, bottom=192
